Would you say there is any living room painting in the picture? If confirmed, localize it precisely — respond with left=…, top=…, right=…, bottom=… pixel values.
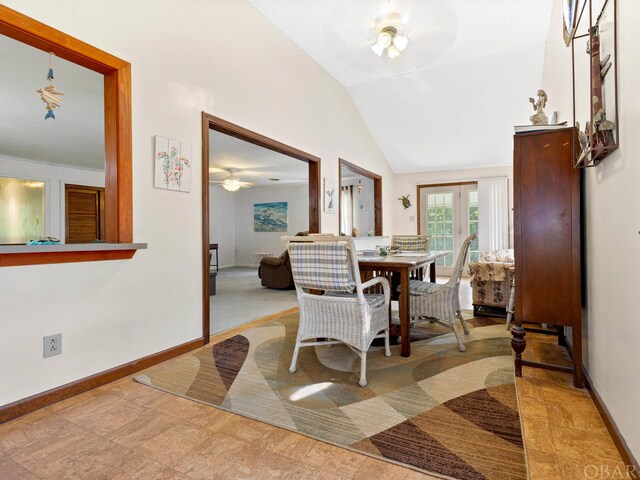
left=253, top=201, right=288, bottom=232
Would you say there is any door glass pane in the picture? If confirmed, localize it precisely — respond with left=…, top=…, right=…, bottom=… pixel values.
left=468, top=190, right=479, bottom=262
left=426, top=192, right=454, bottom=266
left=0, top=177, right=45, bottom=244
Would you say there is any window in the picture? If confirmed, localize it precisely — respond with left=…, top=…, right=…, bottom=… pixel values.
left=0, top=177, right=45, bottom=244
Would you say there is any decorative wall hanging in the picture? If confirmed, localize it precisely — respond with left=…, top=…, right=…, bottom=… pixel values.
left=36, top=52, right=64, bottom=120
left=323, top=177, right=336, bottom=213
left=254, top=202, right=288, bottom=232
left=398, top=194, right=412, bottom=209
left=571, top=0, right=618, bottom=168
left=154, top=136, right=192, bottom=192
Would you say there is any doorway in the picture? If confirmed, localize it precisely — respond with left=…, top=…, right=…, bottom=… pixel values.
left=417, top=182, right=478, bottom=276
left=338, top=159, right=382, bottom=236
left=201, top=113, right=320, bottom=340
left=65, top=184, right=105, bottom=243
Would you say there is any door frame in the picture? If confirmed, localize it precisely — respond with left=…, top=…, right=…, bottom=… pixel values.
left=338, top=158, right=382, bottom=236
left=417, top=181, right=477, bottom=276
left=201, top=113, right=321, bottom=341
left=416, top=181, right=477, bottom=235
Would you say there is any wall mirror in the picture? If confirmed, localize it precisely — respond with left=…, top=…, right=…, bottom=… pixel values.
left=0, top=5, right=134, bottom=266
left=572, top=0, right=618, bottom=167
left=338, top=159, right=382, bottom=237
left=0, top=34, right=106, bottom=244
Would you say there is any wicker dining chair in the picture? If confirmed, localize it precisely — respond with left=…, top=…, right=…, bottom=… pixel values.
left=403, top=233, right=477, bottom=352
left=390, top=235, right=430, bottom=252
left=285, top=236, right=391, bottom=387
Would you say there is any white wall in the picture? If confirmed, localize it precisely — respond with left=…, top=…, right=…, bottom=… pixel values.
left=209, top=185, right=236, bottom=268
left=0, top=0, right=393, bottom=407
left=393, top=166, right=513, bottom=246
left=233, top=184, right=308, bottom=266
left=541, top=0, right=640, bottom=460
left=0, top=154, right=104, bottom=242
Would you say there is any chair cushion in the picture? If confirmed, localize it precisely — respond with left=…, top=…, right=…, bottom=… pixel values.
left=289, top=241, right=355, bottom=292
left=403, top=279, right=444, bottom=296
left=324, top=292, right=386, bottom=308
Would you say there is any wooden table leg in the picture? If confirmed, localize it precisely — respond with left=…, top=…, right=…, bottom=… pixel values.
left=400, top=268, right=411, bottom=357
left=511, top=322, right=526, bottom=377
left=429, top=262, right=436, bottom=283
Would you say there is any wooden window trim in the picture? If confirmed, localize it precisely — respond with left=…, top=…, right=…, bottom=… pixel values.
left=0, top=5, right=135, bottom=267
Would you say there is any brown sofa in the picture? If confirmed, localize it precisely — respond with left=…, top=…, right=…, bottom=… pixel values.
left=258, top=231, right=308, bottom=289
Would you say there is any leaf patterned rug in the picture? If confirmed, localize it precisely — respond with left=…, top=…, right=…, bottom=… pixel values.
left=136, top=312, right=527, bottom=480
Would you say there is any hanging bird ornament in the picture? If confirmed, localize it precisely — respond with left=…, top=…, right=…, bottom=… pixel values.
left=36, top=52, right=64, bottom=120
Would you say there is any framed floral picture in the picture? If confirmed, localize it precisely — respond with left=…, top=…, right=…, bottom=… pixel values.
left=154, top=136, right=192, bottom=192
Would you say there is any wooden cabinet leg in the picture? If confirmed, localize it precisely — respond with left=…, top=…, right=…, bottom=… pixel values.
left=511, top=322, right=526, bottom=377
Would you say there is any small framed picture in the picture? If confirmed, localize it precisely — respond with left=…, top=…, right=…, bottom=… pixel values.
left=324, top=177, right=336, bottom=213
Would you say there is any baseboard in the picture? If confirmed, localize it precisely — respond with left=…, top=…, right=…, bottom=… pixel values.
left=583, top=367, right=640, bottom=472
left=0, top=337, right=206, bottom=424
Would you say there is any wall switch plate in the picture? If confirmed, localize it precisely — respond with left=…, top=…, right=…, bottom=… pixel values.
left=43, top=333, right=62, bottom=358
left=409, top=215, right=415, bottom=222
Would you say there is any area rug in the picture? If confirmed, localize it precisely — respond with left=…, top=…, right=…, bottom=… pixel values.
left=136, top=312, right=527, bottom=480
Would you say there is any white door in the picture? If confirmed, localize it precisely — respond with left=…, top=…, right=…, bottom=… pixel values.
left=419, top=184, right=478, bottom=276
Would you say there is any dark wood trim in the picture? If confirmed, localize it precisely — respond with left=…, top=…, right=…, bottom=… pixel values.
left=338, top=159, right=383, bottom=236
left=583, top=368, right=640, bottom=472
left=416, top=181, right=477, bottom=188
left=416, top=181, right=478, bottom=235
left=0, top=5, right=134, bottom=265
left=0, top=337, right=205, bottom=423
left=201, top=113, right=321, bottom=341
left=0, top=249, right=136, bottom=267
left=201, top=113, right=211, bottom=343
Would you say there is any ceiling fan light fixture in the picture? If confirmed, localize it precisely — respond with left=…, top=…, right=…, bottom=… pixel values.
left=371, top=42, right=384, bottom=56
left=393, top=34, right=408, bottom=52
left=222, top=175, right=241, bottom=192
left=371, top=12, right=407, bottom=60
left=377, top=29, right=394, bottom=48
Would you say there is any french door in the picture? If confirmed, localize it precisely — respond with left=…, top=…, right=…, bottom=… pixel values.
left=418, top=183, right=478, bottom=276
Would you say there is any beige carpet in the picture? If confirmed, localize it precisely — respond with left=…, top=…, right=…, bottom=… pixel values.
left=137, top=312, right=527, bottom=480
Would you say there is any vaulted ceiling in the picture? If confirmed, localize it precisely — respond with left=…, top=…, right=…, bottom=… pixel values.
left=248, top=0, right=556, bottom=173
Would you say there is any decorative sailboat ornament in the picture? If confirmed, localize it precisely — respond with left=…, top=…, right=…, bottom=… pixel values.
left=36, top=52, right=64, bottom=120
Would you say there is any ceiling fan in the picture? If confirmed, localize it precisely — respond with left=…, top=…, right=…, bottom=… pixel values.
left=209, top=167, right=255, bottom=192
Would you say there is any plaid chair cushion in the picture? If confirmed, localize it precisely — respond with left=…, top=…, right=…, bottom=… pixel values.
left=289, top=241, right=355, bottom=293
left=406, top=279, right=444, bottom=296
left=324, top=292, right=385, bottom=308
left=392, top=236, right=428, bottom=251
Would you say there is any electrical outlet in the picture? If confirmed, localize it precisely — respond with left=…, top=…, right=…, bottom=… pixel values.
left=43, top=333, right=62, bottom=358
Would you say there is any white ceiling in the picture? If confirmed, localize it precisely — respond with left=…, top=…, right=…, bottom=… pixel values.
left=0, top=34, right=105, bottom=170
left=248, top=0, right=556, bottom=173
left=209, top=129, right=309, bottom=186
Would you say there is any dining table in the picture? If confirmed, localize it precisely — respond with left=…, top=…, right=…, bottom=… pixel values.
left=357, top=251, right=449, bottom=357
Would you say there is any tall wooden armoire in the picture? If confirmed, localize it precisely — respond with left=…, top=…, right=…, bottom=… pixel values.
left=512, top=127, right=583, bottom=388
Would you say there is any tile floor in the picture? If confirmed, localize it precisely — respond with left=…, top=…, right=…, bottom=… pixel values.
left=0, top=283, right=629, bottom=480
